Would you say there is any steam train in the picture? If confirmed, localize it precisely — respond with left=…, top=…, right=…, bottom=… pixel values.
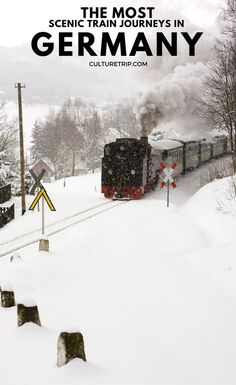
left=101, top=134, right=230, bottom=199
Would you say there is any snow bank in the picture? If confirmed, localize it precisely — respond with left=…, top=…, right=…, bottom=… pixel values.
left=181, top=176, right=236, bottom=244
left=0, top=174, right=235, bottom=385
left=17, top=298, right=37, bottom=307
left=0, top=282, right=13, bottom=291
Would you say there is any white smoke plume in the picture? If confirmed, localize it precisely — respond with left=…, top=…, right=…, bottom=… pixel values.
left=137, top=61, right=210, bottom=138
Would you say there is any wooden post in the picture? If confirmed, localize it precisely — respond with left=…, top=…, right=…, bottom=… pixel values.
left=57, top=332, right=86, bottom=367
left=39, top=236, right=49, bottom=252
left=0, top=286, right=15, bottom=307
left=15, top=82, right=26, bottom=216
left=17, top=302, right=41, bottom=327
left=167, top=179, right=170, bottom=207
left=10, top=253, right=21, bottom=263
left=37, top=186, right=40, bottom=212
left=42, top=196, right=45, bottom=235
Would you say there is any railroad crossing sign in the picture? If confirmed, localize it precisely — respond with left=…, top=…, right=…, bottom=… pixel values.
left=160, top=162, right=177, bottom=207
left=160, top=162, right=177, bottom=188
left=29, top=187, right=56, bottom=211
left=29, top=187, right=56, bottom=236
left=29, top=168, right=46, bottom=195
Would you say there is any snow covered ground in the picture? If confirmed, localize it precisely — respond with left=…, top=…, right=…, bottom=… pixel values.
left=0, top=171, right=235, bottom=385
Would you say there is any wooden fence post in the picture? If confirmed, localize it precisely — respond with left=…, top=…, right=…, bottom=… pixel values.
left=0, top=284, right=15, bottom=307
left=17, top=300, right=41, bottom=327
left=57, top=331, right=86, bottom=367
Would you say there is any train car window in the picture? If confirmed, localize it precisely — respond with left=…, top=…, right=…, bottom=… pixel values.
left=105, top=147, right=110, bottom=156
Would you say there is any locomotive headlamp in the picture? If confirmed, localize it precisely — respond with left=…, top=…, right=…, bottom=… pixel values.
left=131, top=170, right=136, bottom=175
left=108, top=169, right=113, bottom=175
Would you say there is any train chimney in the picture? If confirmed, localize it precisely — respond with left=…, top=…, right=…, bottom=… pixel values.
left=140, top=136, right=148, bottom=143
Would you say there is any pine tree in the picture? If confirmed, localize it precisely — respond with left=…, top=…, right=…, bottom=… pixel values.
left=86, top=111, right=103, bottom=172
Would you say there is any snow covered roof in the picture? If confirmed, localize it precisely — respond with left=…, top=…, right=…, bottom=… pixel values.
left=149, top=139, right=183, bottom=150
left=32, top=157, right=54, bottom=172
left=148, top=131, right=163, bottom=141
left=42, top=157, right=54, bottom=170
left=104, top=128, right=129, bottom=144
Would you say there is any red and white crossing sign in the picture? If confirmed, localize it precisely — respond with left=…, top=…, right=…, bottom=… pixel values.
left=160, top=162, right=177, bottom=189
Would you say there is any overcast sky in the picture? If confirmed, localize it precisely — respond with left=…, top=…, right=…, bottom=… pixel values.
left=0, top=0, right=227, bottom=145
left=0, top=0, right=225, bottom=47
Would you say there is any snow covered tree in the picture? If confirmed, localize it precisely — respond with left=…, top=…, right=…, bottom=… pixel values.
left=31, top=110, right=61, bottom=169
left=58, top=102, right=86, bottom=176
left=102, top=99, right=139, bottom=137
left=31, top=105, right=86, bottom=177
left=221, top=0, right=236, bottom=37
left=0, top=102, right=17, bottom=163
left=31, top=96, right=139, bottom=176
left=0, top=170, right=7, bottom=187
left=201, top=0, right=236, bottom=172
left=57, top=98, right=104, bottom=172
left=86, top=110, right=103, bottom=172
left=30, top=120, right=46, bottom=161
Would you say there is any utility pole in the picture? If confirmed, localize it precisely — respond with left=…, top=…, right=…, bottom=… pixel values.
left=15, top=82, right=26, bottom=215
left=167, top=179, right=170, bottom=207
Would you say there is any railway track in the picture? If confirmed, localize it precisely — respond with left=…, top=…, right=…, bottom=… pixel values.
left=0, top=200, right=127, bottom=258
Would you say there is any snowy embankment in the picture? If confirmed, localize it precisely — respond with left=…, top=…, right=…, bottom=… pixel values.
left=0, top=173, right=102, bottom=252
left=0, top=173, right=235, bottom=385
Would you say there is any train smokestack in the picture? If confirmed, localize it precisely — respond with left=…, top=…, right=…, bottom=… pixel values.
left=140, top=136, right=148, bottom=142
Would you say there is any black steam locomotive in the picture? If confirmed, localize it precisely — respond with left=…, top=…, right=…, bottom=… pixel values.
left=101, top=134, right=230, bottom=199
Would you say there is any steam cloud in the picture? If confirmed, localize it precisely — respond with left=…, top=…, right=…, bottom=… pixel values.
left=137, top=61, right=208, bottom=138
left=139, top=103, right=163, bottom=136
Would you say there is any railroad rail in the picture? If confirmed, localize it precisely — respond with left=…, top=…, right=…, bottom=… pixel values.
left=0, top=200, right=127, bottom=257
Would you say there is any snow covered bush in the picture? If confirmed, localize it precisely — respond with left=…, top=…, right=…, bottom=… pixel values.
left=200, top=158, right=233, bottom=187
left=0, top=169, right=7, bottom=187
left=216, top=176, right=236, bottom=214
